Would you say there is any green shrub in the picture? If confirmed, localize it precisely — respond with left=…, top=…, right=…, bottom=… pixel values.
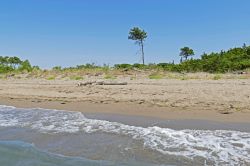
left=70, top=76, right=84, bottom=80
left=148, top=73, right=163, bottom=79
left=0, top=65, right=14, bottom=73
left=76, top=63, right=98, bottom=69
left=114, top=64, right=132, bottom=69
left=52, top=66, right=62, bottom=71
left=104, top=74, right=116, bottom=79
left=18, top=60, right=33, bottom=72
left=132, top=63, right=145, bottom=69
left=47, top=76, right=56, bottom=80
left=213, top=74, right=222, bottom=80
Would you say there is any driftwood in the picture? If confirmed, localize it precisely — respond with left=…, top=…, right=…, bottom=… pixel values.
left=99, top=82, right=127, bottom=85
left=78, top=81, right=127, bottom=86
left=77, top=81, right=96, bottom=86
left=233, top=71, right=247, bottom=75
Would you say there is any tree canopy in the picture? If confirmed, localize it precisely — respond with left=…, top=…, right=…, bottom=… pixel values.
left=157, top=45, right=250, bottom=73
left=128, top=27, right=147, bottom=65
left=0, top=56, right=33, bottom=73
left=179, top=47, right=195, bottom=61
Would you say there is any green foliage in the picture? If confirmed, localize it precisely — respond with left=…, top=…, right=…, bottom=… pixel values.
left=128, top=27, right=147, bottom=41
left=70, top=76, right=84, bottom=80
left=114, top=64, right=132, bottom=69
left=213, top=74, right=222, bottom=80
left=114, top=63, right=156, bottom=70
left=157, top=63, right=181, bottom=72
left=76, top=63, right=98, bottom=69
left=104, top=74, right=116, bottom=80
left=8, top=56, right=22, bottom=68
left=148, top=73, right=163, bottom=79
left=180, top=47, right=195, bottom=61
left=18, top=60, right=33, bottom=72
left=128, top=27, right=147, bottom=65
left=0, top=65, right=14, bottom=73
left=154, top=46, right=250, bottom=73
left=52, top=66, right=62, bottom=71
left=198, top=46, right=250, bottom=73
left=32, top=66, right=40, bottom=70
left=179, top=59, right=202, bottom=72
left=0, top=44, right=249, bottom=75
left=0, top=56, right=35, bottom=73
left=47, top=76, right=56, bottom=80
left=160, top=45, right=250, bottom=73
left=132, top=63, right=146, bottom=69
left=0, top=56, right=32, bottom=73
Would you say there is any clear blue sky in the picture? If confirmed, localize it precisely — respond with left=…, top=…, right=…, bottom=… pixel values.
left=1, top=0, right=250, bottom=68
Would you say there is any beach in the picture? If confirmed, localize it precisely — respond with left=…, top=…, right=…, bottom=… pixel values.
left=0, top=78, right=250, bottom=165
left=0, top=78, right=250, bottom=123
left=0, top=105, right=249, bottom=165
left=1, top=0, right=250, bottom=165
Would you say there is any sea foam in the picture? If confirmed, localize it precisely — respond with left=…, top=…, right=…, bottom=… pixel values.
left=0, top=105, right=249, bottom=165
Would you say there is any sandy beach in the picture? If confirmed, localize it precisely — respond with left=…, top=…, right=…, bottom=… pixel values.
left=1, top=1, right=250, bottom=165
left=1, top=79, right=250, bottom=165
left=0, top=78, right=250, bottom=123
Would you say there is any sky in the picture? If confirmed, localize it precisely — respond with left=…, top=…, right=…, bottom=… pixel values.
left=0, top=0, right=250, bottom=68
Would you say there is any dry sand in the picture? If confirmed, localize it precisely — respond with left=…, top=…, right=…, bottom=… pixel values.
left=0, top=78, right=250, bottom=123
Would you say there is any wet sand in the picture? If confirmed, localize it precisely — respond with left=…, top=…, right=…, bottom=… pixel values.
left=85, top=113, right=250, bottom=132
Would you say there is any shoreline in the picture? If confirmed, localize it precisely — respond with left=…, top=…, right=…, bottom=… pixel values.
left=1, top=96, right=250, bottom=123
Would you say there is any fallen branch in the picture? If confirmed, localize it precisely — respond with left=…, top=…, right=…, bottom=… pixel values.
left=77, top=81, right=96, bottom=86
left=100, top=82, right=127, bottom=85
left=78, top=81, right=127, bottom=86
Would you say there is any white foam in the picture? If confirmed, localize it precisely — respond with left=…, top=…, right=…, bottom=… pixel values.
left=0, top=105, right=250, bottom=165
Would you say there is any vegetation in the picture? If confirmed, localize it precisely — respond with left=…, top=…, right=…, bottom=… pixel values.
left=0, top=56, right=33, bottom=73
left=128, top=27, right=147, bottom=65
left=0, top=45, right=249, bottom=81
left=70, top=76, right=84, bottom=80
left=213, top=74, right=222, bottom=80
left=179, top=47, right=194, bottom=61
left=148, top=73, right=164, bottom=79
left=47, top=76, right=56, bottom=80
left=104, top=74, right=116, bottom=80
left=156, top=45, right=250, bottom=73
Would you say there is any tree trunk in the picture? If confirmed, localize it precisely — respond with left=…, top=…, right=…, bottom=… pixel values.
left=141, top=40, right=145, bottom=65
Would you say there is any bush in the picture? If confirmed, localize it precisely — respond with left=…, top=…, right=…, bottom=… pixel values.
left=213, top=74, right=222, bottom=80
left=148, top=73, right=163, bottom=79
left=47, top=76, right=56, bottom=80
left=0, top=65, right=14, bottom=73
left=114, top=64, right=132, bottom=69
left=132, top=63, right=145, bottom=69
left=52, top=66, right=62, bottom=71
left=166, top=45, right=250, bottom=73
left=76, top=63, right=98, bottom=69
left=70, top=76, right=84, bottom=80
left=104, top=74, right=116, bottom=79
left=18, top=60, right=33, bottom=72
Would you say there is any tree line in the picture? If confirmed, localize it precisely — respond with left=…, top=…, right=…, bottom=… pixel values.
left=176, top=44, right=250, bottom=73
left=128, top=27, right=250, bottom=73
left=0, top=56, right=33, bottom=73
left=114, top=44, right=250, bottom=73
left=2, top=43, right=249, bottom=74
left=0, top=27, right=249, bottom=74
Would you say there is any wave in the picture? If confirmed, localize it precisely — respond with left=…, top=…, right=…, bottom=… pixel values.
left=0, top=105, right=250, bottom=165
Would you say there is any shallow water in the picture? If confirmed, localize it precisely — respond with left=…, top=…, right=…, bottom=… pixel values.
left=0, top=140, right=115, bottom=166
left=0, top=105, right=250, bottom=166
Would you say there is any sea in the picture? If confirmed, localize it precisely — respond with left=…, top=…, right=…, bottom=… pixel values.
left=0, top=105, right=250, bottom=166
